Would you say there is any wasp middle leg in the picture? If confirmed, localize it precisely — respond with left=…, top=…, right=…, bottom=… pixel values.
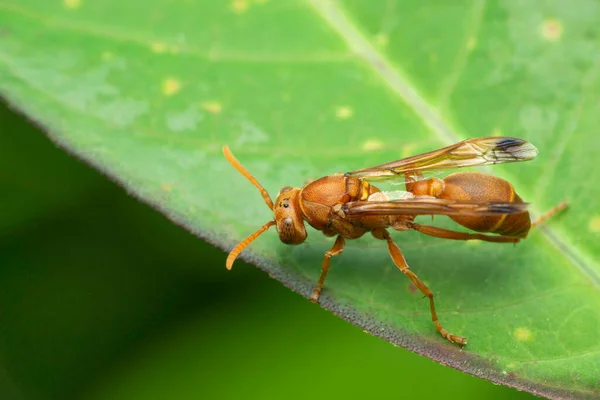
left=372, top=228, right=466, bottom=345
left=310, top=235, right=345, bottom=303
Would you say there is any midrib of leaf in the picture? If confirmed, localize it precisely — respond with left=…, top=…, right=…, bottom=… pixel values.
left=307, top=0, right=599, bottom=288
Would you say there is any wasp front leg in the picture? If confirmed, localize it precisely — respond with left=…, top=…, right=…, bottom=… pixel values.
left=372, top=228, right=467, bottom=346
left=310, top=235, right=345, bottom=303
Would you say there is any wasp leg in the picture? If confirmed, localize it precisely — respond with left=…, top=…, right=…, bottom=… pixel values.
left=310, top=235, right=346, bottom=303
left=410, top=223, right=520, bottom=243
left=532, top=200, right=568, bottom=227
left=373, top=228, right=466, bottom=346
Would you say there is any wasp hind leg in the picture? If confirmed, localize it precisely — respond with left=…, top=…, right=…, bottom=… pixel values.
left=372, top=228, right=467, bottom=346
left=532, top=200, right=568, bottom=228
left=410, top=223, right=520, bottom=243
left=310, top=235, right=346, bottom=303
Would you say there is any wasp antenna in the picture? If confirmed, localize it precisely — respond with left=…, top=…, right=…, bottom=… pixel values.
left=226, top=221, right=276, bottom=270
left=223, top=145, right=274, bottom=210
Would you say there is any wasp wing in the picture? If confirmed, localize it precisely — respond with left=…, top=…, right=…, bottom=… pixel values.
left=344, top=198, right=529, bottom=217
left=348, top=137, right=537, bottom=182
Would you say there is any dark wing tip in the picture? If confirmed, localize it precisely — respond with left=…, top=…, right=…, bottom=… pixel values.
left=493, top=137, right=538, bottom=160
left=496, top=137, right=525, bottom=148
left=486, top=201, right=530, bottom=214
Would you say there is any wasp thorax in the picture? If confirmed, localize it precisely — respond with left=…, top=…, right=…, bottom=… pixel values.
left=274, top=187, right=307, bottom=244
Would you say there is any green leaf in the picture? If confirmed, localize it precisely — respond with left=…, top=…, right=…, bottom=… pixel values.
left=1, top=0, right=599, bottom=398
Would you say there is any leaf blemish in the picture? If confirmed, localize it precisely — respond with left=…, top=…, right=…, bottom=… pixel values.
left=362, top=139, right=383, bottom=151
left=467, top=37, right=477, bottom=51
left=588, top=216, right=600, bottom=233
left=100, top=51, right=114, bottom=61
left=202, top=101, right=223, bottom=114
left=150, top=41, right=168, bottom=53
left=540, top=18, right=563, bottom=42
left=166, top=106, right=205, bottom=132
left=514, top=327, right=533, bottom=342
left=235, top=119, right=270, bottom=145
left=374, top=33, right=389, bottom=47
left=407, top=282, right=417, bottom=293
left=231, top=0, right=249, bottom=14
left=335, top=106, right=353, bottom=119
left=401, top=143, right=417, bottom=158
left=63, top=0, right=81, bottom=10
left=161, top=78, right=181, bottom=96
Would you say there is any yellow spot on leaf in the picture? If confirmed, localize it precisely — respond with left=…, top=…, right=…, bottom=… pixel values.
left=491, top=127, right=502, bottom=137
left=362, top=139, right=383, bottom=151
left=467, top=37, right=477, bottom=51
left=541, top=18, right=563, bottom=42
left=589, top=216, right=600, bottom=233
left=514, top=327, right=532, bottom=342
left=63, top=0, right=81, bottom=9
left=161, top=184, right=173, bottom=192
left=202, top=101, right=223, bottom=114
left=335, top=106, right=353, bottom=119
left=231, top=0, right=249, bottom=14
left=401, top=143, right=417, bottom=158
left=466, top=240, right=482, bottom=246
left=162, top=78, right=181, bottom=96
left=374, top=33, right=388, bottom=47
left=101, top=51, right=114, bottom=61
left=150, top=41, right=167, bottom=53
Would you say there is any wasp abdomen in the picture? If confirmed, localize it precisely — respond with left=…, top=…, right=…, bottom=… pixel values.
left=438, top=172, right=531, bottom=238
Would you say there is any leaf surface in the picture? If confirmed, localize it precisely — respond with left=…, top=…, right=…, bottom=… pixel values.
left=1, top=1, right=599, bottom=397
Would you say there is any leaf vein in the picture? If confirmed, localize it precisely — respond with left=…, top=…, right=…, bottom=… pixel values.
left=512, top=346, right=600, bottom=364
left=437, top=0, right=486, bottom=107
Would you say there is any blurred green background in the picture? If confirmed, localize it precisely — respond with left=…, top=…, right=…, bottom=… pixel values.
left=0, top=101, right=536, bottom=400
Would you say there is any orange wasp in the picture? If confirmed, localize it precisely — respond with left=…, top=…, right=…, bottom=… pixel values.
left=223, top=137, right=562, bottom=345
